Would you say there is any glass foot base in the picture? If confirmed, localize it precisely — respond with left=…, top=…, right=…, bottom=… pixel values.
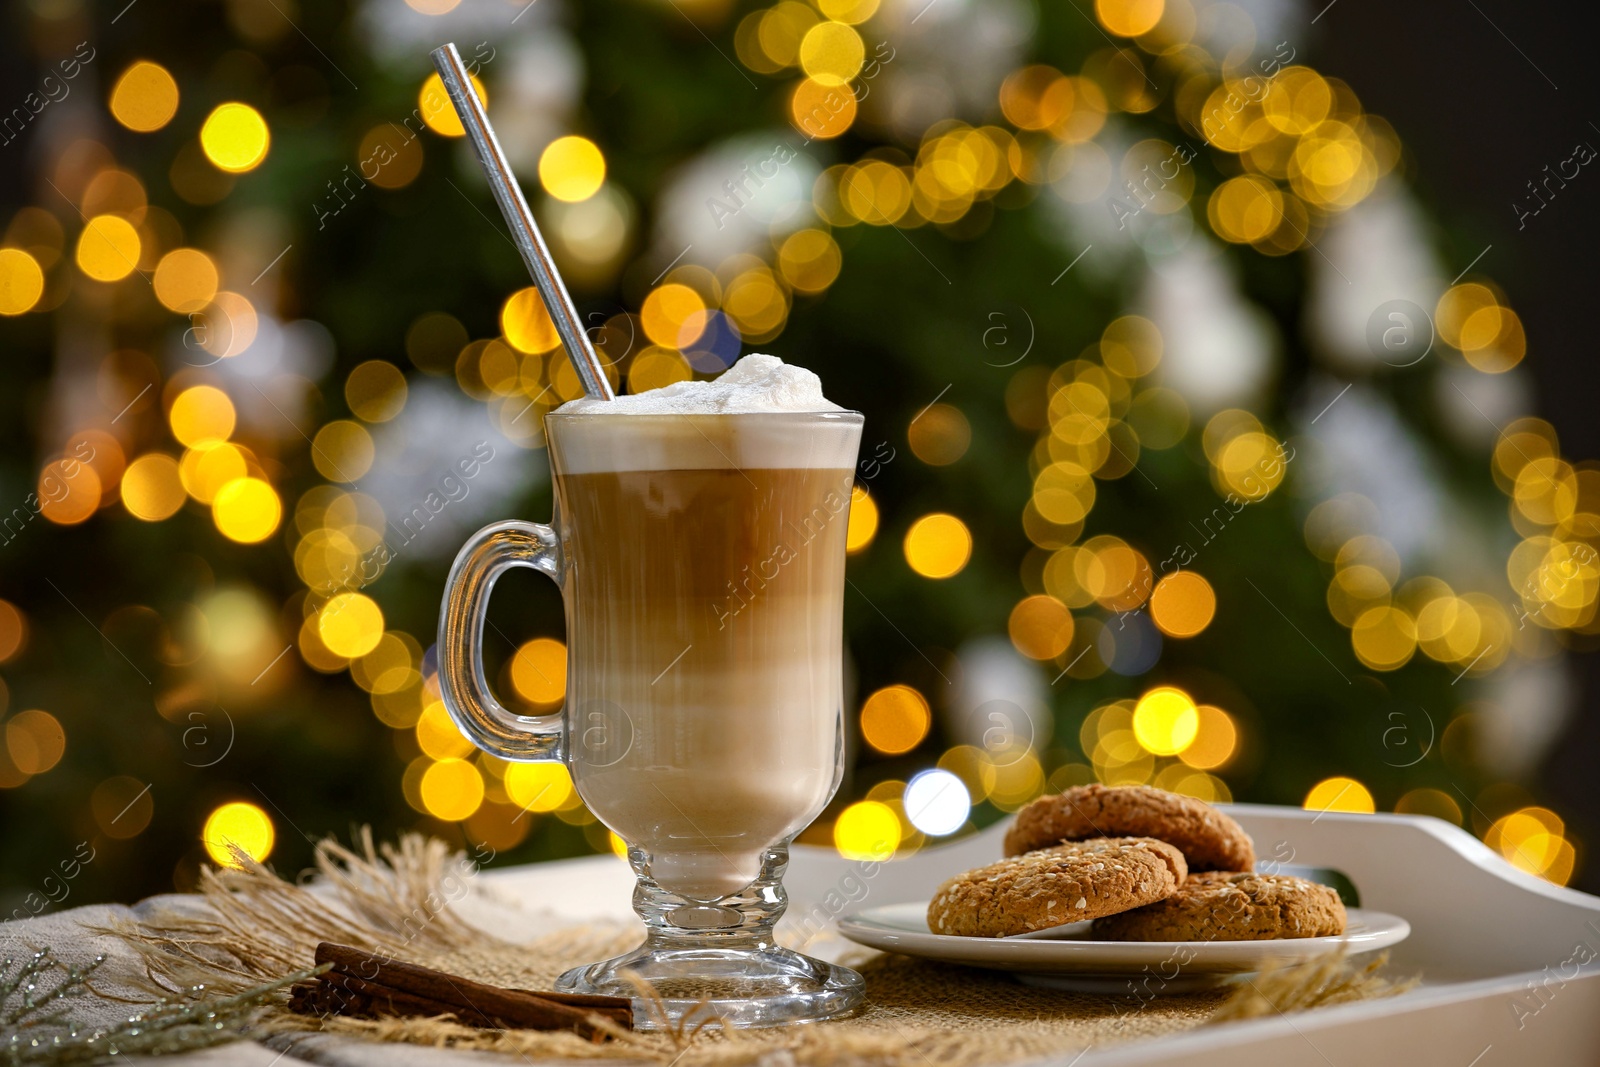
left=555, top=942, right=864, bottom=1030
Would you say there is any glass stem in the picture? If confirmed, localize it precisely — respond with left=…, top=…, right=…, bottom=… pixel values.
left=631, top=843, right=790, bottom=947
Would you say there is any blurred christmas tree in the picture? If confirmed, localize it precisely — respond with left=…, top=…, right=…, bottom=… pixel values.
left=1, top=0, right=1591, bottom=911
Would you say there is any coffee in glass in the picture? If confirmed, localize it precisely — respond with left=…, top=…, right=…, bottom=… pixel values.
left=438, top=356, right=865, bottom=1027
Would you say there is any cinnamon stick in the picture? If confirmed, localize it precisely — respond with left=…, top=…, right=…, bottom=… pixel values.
left=291, top=976, right=539, bottom=1030
left=298, top=942, right=633, bottom=1038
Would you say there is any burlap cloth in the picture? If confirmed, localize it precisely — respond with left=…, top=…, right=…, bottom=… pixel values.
left=77, top=833, right=1406, bottom=1066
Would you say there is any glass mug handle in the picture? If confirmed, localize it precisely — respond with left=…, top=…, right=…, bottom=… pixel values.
left=437, top=520, right=564, bottom=762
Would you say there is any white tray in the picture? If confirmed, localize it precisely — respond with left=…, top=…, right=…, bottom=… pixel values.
left=491, top=805, right=1600, bottom=1065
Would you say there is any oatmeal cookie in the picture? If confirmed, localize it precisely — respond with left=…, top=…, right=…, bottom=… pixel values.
left=1091, top=871, right=1347, bottom=941
left=927, top=837, right=1188, bottom=938
left=1003, top=784, right=1256, bottom=872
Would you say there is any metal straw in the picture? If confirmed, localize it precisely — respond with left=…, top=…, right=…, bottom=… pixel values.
left=430, top=42, right=615, bottom=401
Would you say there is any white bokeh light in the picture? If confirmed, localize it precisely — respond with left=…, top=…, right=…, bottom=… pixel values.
left=904, top=769, right=971, bottom=836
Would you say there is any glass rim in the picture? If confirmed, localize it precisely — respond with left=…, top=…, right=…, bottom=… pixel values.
left=545, top=408, right=863, bottom=423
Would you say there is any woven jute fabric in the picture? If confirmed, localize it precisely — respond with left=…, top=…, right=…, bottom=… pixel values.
left=100, top=833, right=1410, bottom=1067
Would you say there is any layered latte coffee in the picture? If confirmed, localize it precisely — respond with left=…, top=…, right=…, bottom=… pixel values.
left=549, top=357, right=861, bottom=901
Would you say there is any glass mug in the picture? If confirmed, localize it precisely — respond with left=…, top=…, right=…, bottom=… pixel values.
left=438, top=409, right=865, bottom=1028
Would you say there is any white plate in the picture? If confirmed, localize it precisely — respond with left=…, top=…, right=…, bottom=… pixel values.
left=837, top=902, right=1410, bottom=992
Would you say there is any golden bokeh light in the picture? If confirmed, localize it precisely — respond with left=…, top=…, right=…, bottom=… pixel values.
left=71, top=429, right=124, bottom=498
left=0, top=248, right=45, bottom=315
left=420, top=758, right=485, bottom=821
left=1032, top=461, right=1095, bottom=525
left=641, top=283, right=707, bottom=348
left=860, top=684, right=930, bottom=755
left=200, top=103, right=270, bottom=172
left=1326, top=564, right=1390, bottom=627
left=939, top=745, right=999, bottom=803
left=999, top=65, right=1072, bottom=131
left=169, top=386, right=236, bottom=447
left=989, top=750, right=1046, bottom=811
left=415, top=700, right=474, bottom=760
left=1208, top=175, right=1284, bottom=244
left=5, top=709, right=65, bottom=775
left=1096, top=0, right=1165, bottom=37
left=841, top=160, right=912, bottom=225
left=311, top=420, right=375, bottom=483
left=466, top=801, right=533, bottom=851
left=2, top=208, right=61, bottom=267
left=1149, top=571, right=1216, bottom=637
left=778, top=229, right=843, bottom=293
left=908, top=404, right=972, bottom=466
left=180, top=443, right=248, bottom=504
left=293, top=524, right=361, bottom=596
left=799, top=20, right=865, bottom=87
left=153, top=248, right=219, bottom=313
left=904, top=513, right=972, bottom=579
left=834, top=799, right=901, bottom=860
left=1100, top=315, right=1162, bottom=378
left=202, top=801, right=275, bottom=866
left=790, top=77, right=857, bottom=140
left=75, top=215, right=142, bottom=282
left=80, top=168, right=147, bottom=221
left=1085, top=540, right=1154, bottom=612
left=817, top=0, right=878, bottom=23
left=1008, top=595, right=1074, bottom=661
left=722, top=268, right=788, bottom=341
left=109, top=60, right=179, bottom=132
left=505, top=762, right=574, bottom=813
left=419, top=72, right=486, bottom=137
left=353, top=633, right=419, bottom=695
left=1416, top=594, right=1484, bottom=664
left=1463, top=305, right=1525, bottom=373
left=90, top=776, right=152, bottom=838
left=1205, top=411, right=1263, bottom=464
left=0, top=600, right=27, bottom=663
left=212, top=477, right=282, bottom=543
left=627, top=347, right=693, bottom=393
left=1155, top=768, right=1232, bottom=804
left=1395, top=787, right=1462, bottom=826
left=359, top=124, right=425, bottom=190
left=1304, top=776, right=1376, bottom=815
left=1262, top=68, right=1332, bottom=136
left=1511, top=459, right=1578, bottom=527
left=196, top=290, right=259, bottom=359
left=38, top=459, right=101, bottom=526
left=757, top=1, right=818, bottom=67
left=319, top=593, right=385, bottom=658
left=501, top=286, right=561, bottom=354
left=539, top=135, right=606, bottom=203
left=345, top=360, right=408, bottom=422
left=1487, top=806, right=1574, bottom=883
left=511, top=637, right=567, bottom=709
left=299, top=612, right=349, bottom=672
left=1132, top=686, right=1198, bottom=756
left=846, top=485, right=879, bottom=553
left=1350, top=605, right=1417, bottom=670
left=1435, top=283, right=1498, bottom=349
left=1177, top=705, right=1237, bottom=770
left=1213, top=431, right=1287, bottom=498
left=121, top=453, right=185, bottom=521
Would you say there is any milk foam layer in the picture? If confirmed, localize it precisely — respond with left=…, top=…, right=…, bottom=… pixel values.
left=559, top=354, right=842, bottom=416
left=550, top=355, right=859, bottom=474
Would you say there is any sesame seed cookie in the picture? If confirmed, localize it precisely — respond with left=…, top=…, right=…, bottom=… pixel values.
left=1003, top=784, right=1256, bottom=872
left=926, top=837, right=1188, bottom=938
left=1091, top=871, right=1347, bottom=941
